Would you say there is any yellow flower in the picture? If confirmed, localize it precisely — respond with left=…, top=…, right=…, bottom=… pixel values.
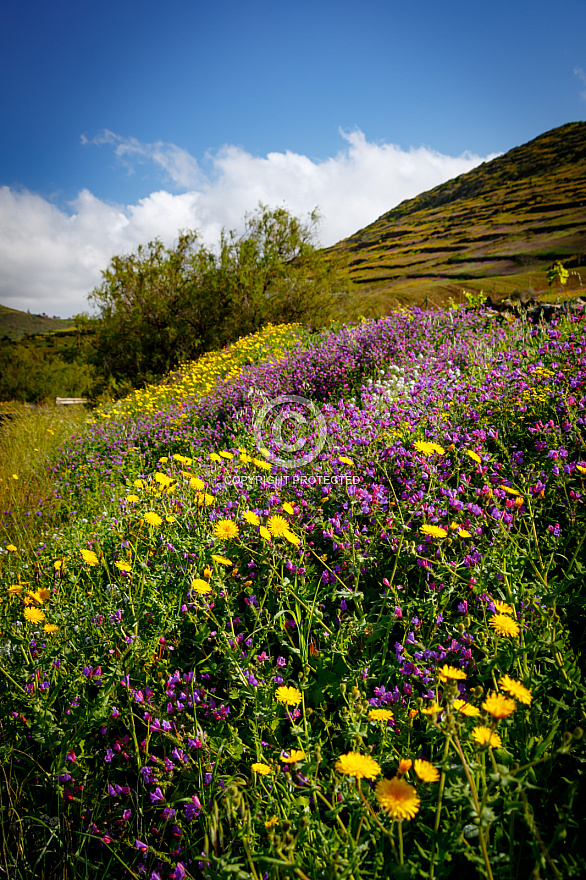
left=493, top=599, right=514, bottom=615
left=279, top=749, right=306, bottom=763
left=239, top=453, right=253, bottom=464
left=196, top=492, right=215, bottom=506
left=6, top=544, right=18, bottom=552
left=577, top=465, right=586, bottom=475
left=53, top=559, right=65, bottom=570
left=465, top=450, right=481, bottom=463
left=214, top=520, right=239, bottom=540
left=267, top=515, right=289, bottom=537
left=251, top=762, right=271, bottom=775
left=209, top=453, right=222, bottom=462
left=211, top=554, right=232, bottom=566
left=368, top=708, right=394, bottom=722
left=275, top=686, right=302, bottom=706
left=335, top=752, right=381, bottom=779
left=134, top=479, right=145, bottom=488
left=126, top=494, right=140, bottom=503
left=375, top=777, right=420, bottom=820
left=203, top=566, right=212, bottom=581
left=219, top=451, right=233, bottom=459
left=457, top=529, right=472, bottom=538
left=453, top=699, right=480, bottom=717
left=43, top=623, right=59, bottom=634
left=498, top=674, right=532, bottom=705
left=414, top=441, right=444, bottom=456
left=28, top=588, right=50, bottom=604
left=242, top=510, right=261, bottom=526
left=438, top=664, right=467, bottom=683
left=165, top=515, right=175, bottom=523
left=7, top=585, right=23, bottom=595
left=259, top=526, right=272, bottom=541
left=144, top=511, right=163, bottom=526
left=192, top=578, right=212, bottom=595
left=339, top=456, right=354, bottom=466
left=253, top=458, right=273, bottom=471
left=80, top=548, right=99, bottom=566
left=24, top=606, right=45, bottom=624
left=283, top=530, right=300, bottom=546
left=282, top=502, right=295, bottom=515
left=472, top=726, right=502, bottom=748
left=419, top=524, right=448, bottom=538
left=482, top=692, right=516, bottom=719
left=489, top=613, right=519, bottom=637
left=154, top=472, right=173, bottom=487
left=264, top=815, right=279, bottom=828
left=115, top=561, right=132, bottom=572
left=189, top=477, right=205, bottom=491
left=414, top=759, right=440, bottom=783
left=397, top=758, right=412, bottom=774
left=498, top=484, right=521, bottom=495
left=421, top=701, right=441, bottom=715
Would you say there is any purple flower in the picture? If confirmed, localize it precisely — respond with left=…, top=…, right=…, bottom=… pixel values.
left=149, top=787, right=164, bottom=804
left=135, top=839, right=148, bottom=852
left=170, top=864, right=186, bottom=880
left=104, top=749, right=114, bottom=763
left=184, top=795, right=202, bottom=821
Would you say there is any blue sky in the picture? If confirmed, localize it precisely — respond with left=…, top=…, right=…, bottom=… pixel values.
left=1, top=0, right=585, bottom=316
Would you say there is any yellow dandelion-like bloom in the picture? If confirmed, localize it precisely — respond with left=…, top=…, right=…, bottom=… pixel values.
left=189, top=477, right=205, bottom=491
left=453, top=699, right=480, bottom=717
left=465, top=450, right=481, bottom=464
left=242, top=510, right=261, bottom=526
left=192, top=578, right=212, bottom=595
left=80, top=548, right=99, bottom=566
left=493, top=599, right=514, bottom=615
left=472, top=726, right=502, bottom=748
left=43, top=623, right=59, bottom=634
left=239, top=453, right=253, bottom=464
left=283, top=530, right=300, bottom=546
left=6, top=544, right=18, bottom=552
left=282, top=502, right=295, bottom=515
left=499, top=674, right=532, bottom=705
left=8, top=585, right=23, bottom=595
left=219, top=451, right=233, bottom=459
left=211, top=554, right=232, bottom=566
left=279, top=749, right=306, bottom=763
left=264, top=815, right=279, bottom=828
left=203, top=566, right=212, bottom=581
left=339, top=456, right=354, bottom=466
left=24, top=606, right=45, bottom=624
left=210, top=554, right=232, bottom=568
left=498, top=484, right=521, bottom=495
left=419, top=524, right=448, bottom=538
left=577, top=465, right=586, bottom=475
left=421, top=701, right=441, bottom=715
left=32, top=587, right=51, bottom=603
left=165, top=515, right=175, bottom=523
left=12, top=474, right=19, bottom=480
left=482, top=691, right=516, bottom=719
left=414, top=441, right=444, bottom=457
left=368, top=708, right=394, bottom=722
left=196, top=492, right=215, bottom=506
left=154, top=472, right=172, bottom=487
left=335, top=752, right=381, bottom=779
left=254, top=458, right=273, bottom=471
left=134, top=479, right=145, bottom=489
left=397, top=758, right=412, bottom=774
left=214, top=520, right=239, bottom=540
left=275, top=686, right=302, bottom=706
left=489, top=613, right=519, bottom=637
left=259, top=526, right=272, bottom=541
left=115, top=561, right=132, bottom=572
left=375, top=777, right=420, bottom=820
left=126, top=494, right=140, bottom=503
left=144, top=511, right=163, bottom=526
left=414, top=759, right=440, bottom=783
left=251, top=762, right=271, bottom=775
left=209, top=453, right=222, bottom=462
left=267, top=515, right=289, bottom=537
left=457, top=529, right=472, bottom=538
left=438, top=664, right=467, bottom=683
left=54, top=559, right=64, bottom=570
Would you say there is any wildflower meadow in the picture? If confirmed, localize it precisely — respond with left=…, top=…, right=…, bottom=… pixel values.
left=1, top=307, right=585, bottom=879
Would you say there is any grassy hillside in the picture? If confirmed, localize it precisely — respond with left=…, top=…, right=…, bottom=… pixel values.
left=0, top=303, right=75, bottom=340
left=327, top=121, right=586, bottom=311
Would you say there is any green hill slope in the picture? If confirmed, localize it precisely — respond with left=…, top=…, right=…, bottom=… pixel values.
left=0, top=304, right=75, bottom=340
left=327, top=121, right=586, bottom=309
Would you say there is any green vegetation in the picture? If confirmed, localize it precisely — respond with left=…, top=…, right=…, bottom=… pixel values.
left=0, top=304, right=75, bottom=340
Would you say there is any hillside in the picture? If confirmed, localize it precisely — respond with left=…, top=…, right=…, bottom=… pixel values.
left=0, top=303, right=75, bottom=340
left=327, top=121, right=586, bottom=309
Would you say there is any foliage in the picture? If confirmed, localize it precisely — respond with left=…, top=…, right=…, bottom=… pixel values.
left=546, top=261, right=569, bottom=290
left=89, top=205, right=349, bottom=391
left=0, top=329, right=95, bottom=403
left=1, top=306, right=586, bottom=879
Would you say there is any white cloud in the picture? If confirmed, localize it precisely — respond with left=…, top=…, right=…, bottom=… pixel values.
left=0, top=130, right=499, bottom=317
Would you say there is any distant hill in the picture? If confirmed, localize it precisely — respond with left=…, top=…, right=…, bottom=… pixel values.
left=327, top=121, right=586, bottom=310
left=0, top=304, right=75, bottom=340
